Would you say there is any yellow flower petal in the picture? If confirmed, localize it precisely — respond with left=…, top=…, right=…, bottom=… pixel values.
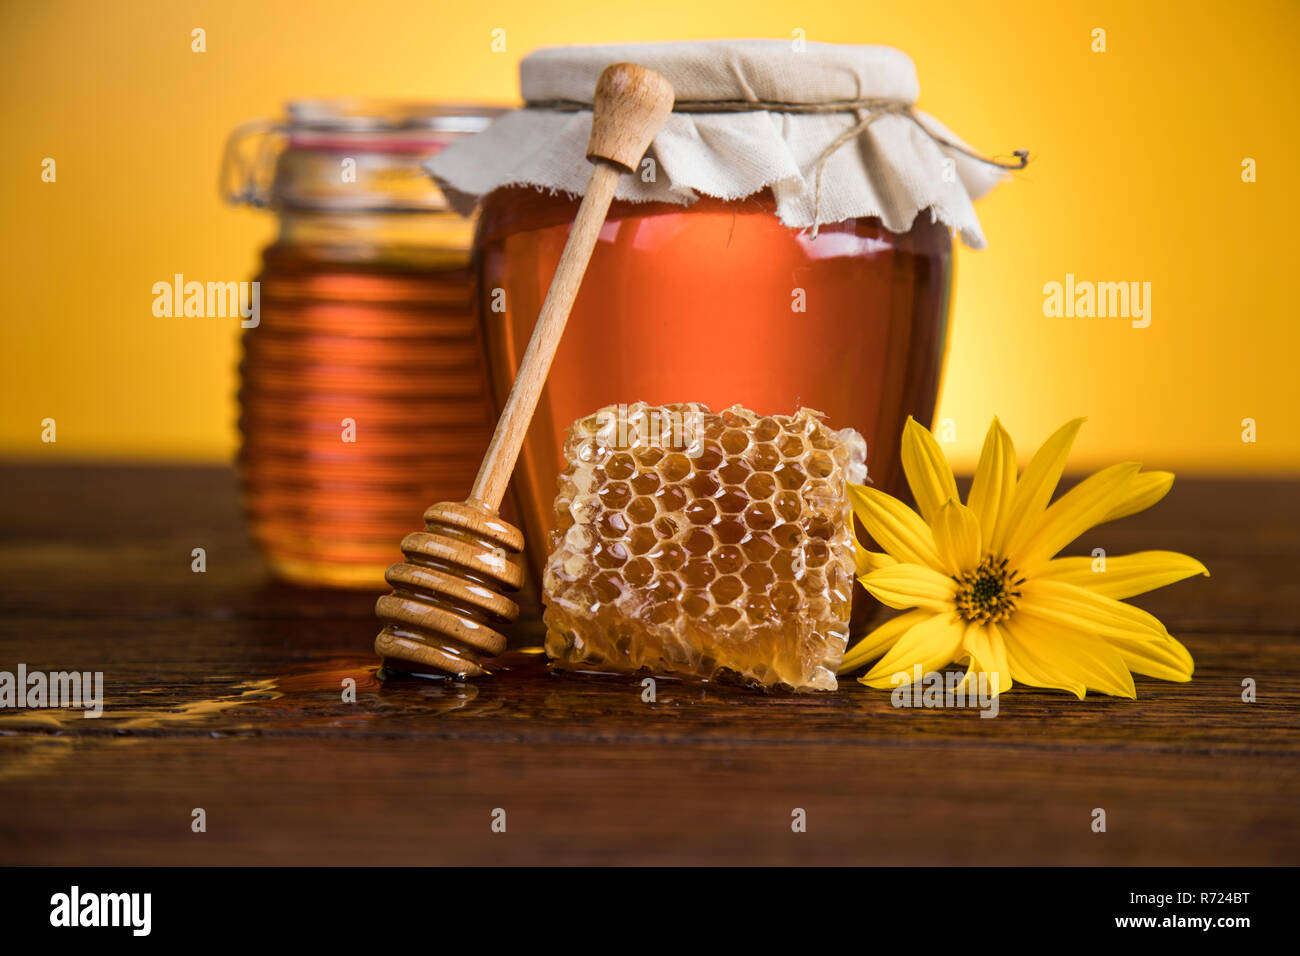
left=966, top=417, right=1016, bottom=547
left=1011, top=462, right=1142, bottom=572
left=848, top=483, right=942, bottom=569
left=860, top=563, right=955, bottom=612
left=993, top=417, right=1085, bottom=557
left=839, top=609, right=932, bottom=674
left=850, top=516, right=897, bottom=576
left=957, top=621, right=1013, bottom=696
left=861, top=612, right=964, bottom=689
left=1001, top=621, right=1088, bottom=699
left=1018, top=578, right=1169, bottom=641
left=857, top=548, right=897, bottom=575
left=932, top=498, right=982, bottom=574
left=1005, top=616, right=1136, bottom=698
left=1011, top=600, right=1191, bottom=692
left=1101, top=470, right=1174, bottom=523
left=1104, top=632, right=1194, bottom=683
left=1036, top=550, right=1210, bottom=600
left=900, top=416, right=959, bottom=524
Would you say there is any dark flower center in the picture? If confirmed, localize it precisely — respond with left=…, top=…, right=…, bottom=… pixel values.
left=953, top=555, right=1024, bottom=624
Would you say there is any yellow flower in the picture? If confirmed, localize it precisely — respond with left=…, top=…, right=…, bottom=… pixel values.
left=840, top=417, right=1208, bottom=698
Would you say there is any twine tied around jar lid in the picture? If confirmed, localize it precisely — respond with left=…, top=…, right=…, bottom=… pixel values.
left=524, top=94, right=1029, bottom=237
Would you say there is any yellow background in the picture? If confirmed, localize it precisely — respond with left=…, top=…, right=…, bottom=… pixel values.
left=2, top=0, right=1297, bottom=472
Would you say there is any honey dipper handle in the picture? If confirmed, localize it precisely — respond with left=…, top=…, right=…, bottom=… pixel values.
left=469, top=63, right=675, bottom=510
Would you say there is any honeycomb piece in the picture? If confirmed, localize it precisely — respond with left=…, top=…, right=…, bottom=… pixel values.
left=542, top=403, right=867, bottom=691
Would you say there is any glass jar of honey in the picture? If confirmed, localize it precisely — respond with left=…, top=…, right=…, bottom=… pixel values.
left=474, top=188, right=952, bottom=581
left=428, top=41, right=1010, bottom=585
left=222, top=101, right=503, bottom=588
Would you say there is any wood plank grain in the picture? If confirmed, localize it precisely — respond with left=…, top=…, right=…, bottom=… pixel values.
left=0, top=465, right=1296, bottom=865
left=1, top=734, right=1294, bottom=866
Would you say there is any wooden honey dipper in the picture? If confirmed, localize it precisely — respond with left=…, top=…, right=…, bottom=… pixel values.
left=375, top=62, right=676, bottom=679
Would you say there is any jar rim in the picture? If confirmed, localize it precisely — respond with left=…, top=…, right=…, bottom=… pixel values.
left=223, top=101, right=510, bottom=212
left=284, top=99, right=508, bottom=134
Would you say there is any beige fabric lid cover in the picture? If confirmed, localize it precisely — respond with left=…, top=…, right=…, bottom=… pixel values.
left=426, top=40, right=1008, bottom=248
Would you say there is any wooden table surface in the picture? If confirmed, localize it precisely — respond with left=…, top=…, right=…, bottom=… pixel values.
left=0, top=465, right=1296, bottom=865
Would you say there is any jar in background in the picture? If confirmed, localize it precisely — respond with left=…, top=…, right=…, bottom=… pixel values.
left=475, top=186, right=952, bottom=584
left=222, top=101, right=503, bottom=588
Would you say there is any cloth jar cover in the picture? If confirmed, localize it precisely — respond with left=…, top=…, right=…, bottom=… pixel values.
left=427, top=39, right=1010, bottom=248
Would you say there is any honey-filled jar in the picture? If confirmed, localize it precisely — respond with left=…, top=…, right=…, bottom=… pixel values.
left=428, top=42, right=1012, bottom=583
left=222, top=101, right=502, bottom=588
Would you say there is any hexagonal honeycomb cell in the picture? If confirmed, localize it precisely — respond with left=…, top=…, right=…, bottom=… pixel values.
left=543, top=403, right=867, bottom=691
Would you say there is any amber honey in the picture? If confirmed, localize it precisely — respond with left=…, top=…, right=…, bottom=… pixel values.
left=239, top=251, right=494, bottom=588
left=475, top=187, right=953, bottom=584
